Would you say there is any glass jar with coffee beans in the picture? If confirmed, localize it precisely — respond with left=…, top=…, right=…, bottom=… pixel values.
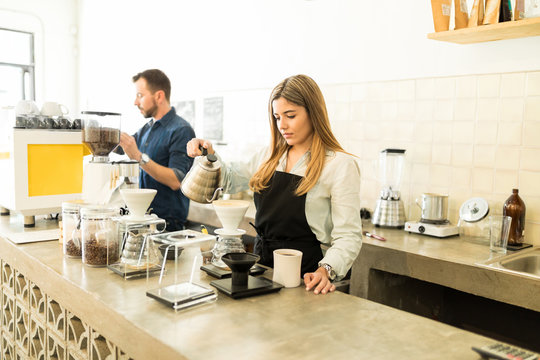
left=81, top=206, right=120, bottom=267
left=62, top=200, right=88, bottom=258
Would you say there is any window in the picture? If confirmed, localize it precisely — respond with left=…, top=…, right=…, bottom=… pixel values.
left=0, top=28, right=35, bottom=105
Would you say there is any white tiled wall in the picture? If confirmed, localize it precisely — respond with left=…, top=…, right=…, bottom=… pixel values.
left=202, top=70, right=540, bottom=245
left=323, top=70, right=540, bottom=245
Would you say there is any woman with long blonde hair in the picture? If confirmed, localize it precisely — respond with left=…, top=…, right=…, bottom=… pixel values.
left=187, top=74, right=362, bottom=295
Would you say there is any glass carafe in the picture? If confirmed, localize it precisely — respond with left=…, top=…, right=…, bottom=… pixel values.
left=211, top=233, right=245, bottom=268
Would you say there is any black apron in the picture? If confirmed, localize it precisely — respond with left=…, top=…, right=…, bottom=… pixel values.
left=252, top=171, right=323, bottom=276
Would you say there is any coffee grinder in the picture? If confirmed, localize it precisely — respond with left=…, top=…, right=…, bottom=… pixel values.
left=372, top=148, right=407, bottom=228
left=81, top=111, right=121, bottom=205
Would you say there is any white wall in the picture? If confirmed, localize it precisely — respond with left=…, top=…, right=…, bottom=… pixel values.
left=73, top=0, right=540, bottom=134
left=2, top=0, right=540, bottom=242
left=3, top=0, right=540, bottom=130
left=0, top=0, right=79, bottom=114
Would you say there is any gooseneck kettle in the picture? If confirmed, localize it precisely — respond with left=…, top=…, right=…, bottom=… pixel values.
left=181, top=146, right=223, bottom=203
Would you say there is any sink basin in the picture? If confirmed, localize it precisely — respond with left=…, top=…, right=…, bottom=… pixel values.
left=500, top=249, right=540, bottom=276
left=477, top=247, right=540, bottom=280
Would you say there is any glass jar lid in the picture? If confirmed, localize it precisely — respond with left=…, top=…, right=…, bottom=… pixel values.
left=80, top=206, right=118, bottom=220
left=459, top=197, right=489, bottom=222
left=62, top=199, right=87, bottom=212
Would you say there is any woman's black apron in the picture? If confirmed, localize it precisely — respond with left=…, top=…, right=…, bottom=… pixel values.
left=252, top=171, right=323, bottom=276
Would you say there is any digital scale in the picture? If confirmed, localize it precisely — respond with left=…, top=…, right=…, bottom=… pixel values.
left=405, top=221, right=459, bottom=238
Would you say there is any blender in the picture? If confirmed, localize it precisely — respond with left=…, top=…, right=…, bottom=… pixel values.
left=371, top=148, right=406, bottom=228
left=81, top=111, right=122, bottom=205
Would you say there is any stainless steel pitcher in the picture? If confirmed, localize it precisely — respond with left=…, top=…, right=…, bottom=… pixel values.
left=415, top=193, right=449, bottom=223
left=181, top=147, right=223, bottom=203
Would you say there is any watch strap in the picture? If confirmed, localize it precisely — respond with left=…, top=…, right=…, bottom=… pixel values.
left=139, top=153, right=150, bottom=165
left=319, top=263, right=336, bottom=281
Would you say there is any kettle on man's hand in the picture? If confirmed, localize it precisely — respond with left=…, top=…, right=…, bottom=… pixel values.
left=181, top=146, right=223, bottom=203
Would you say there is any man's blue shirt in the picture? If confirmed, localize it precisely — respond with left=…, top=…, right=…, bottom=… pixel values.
left=133, top=107, right=195, bottom=227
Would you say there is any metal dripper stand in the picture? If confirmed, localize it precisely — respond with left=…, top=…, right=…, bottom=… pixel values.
left=108, top=189, right=166, bottom=279
left=81, top=111, right=122, bottom=206
left=371, top=149, right=407, bottom=228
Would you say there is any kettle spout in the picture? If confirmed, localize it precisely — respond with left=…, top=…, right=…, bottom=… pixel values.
left=207, top=187, right=224, bottom=202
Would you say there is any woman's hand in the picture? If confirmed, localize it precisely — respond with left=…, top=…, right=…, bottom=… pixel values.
left=186, top=138, right=215, bottom=158
left=303, top=267, right=336, bottom=295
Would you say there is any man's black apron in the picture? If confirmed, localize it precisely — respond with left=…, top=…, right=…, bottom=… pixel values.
left=252, top=171, right=323, bottom=276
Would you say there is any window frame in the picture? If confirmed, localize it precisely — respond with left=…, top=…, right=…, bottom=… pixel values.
left=0, top=27, right=36, bottom=101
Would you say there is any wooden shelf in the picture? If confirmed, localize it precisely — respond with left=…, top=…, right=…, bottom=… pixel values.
left=427, top=16, right=540, bottom=44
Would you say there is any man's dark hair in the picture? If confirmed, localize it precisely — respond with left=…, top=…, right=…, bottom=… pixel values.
left=132, top=69, right=171, bottom=102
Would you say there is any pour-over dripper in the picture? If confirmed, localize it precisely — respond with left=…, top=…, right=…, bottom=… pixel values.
left=213, top=200, right=250, bottom=232
left=81, top=111, right=121, bottom=162
left=221, top=253, right=260, bottom=286
left=120, top=189, right=157, bottom=219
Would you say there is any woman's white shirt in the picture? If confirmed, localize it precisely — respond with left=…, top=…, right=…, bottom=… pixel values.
left=220, top=148, right=362, bottom=280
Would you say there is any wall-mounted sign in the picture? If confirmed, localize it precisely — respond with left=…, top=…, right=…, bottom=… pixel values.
left=203, top=97, right=223, bottom=141
left=174, top=100, right=196, bottom=128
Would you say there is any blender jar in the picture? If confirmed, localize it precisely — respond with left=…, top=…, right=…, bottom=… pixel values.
left=81, top=206, right=119, bottom=267
left=378, top=148, right=406, bottom=199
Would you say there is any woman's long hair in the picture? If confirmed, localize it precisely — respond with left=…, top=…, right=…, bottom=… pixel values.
left=249, top=74, right=345, bottom=196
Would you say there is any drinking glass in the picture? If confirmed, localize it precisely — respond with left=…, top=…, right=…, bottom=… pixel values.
left=489, top=215, right=512, bottom=254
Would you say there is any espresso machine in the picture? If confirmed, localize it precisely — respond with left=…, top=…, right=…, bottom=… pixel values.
left=81, top=111, right=123, bottom=205
left=372, top=148, right=406, bottom=228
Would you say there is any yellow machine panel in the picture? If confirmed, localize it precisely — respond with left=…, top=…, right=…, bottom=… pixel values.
left=27, top=144, right=85, bottom=196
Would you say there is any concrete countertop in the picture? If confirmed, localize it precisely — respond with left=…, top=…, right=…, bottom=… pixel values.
left=350, top=225, right=540, bottom=313
left=189, top=202, right=540, bottom=312
left=0, top=214, right=495, bottom=360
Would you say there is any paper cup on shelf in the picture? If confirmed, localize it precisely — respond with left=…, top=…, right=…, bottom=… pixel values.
left=272, top=249, right=303, bottom=288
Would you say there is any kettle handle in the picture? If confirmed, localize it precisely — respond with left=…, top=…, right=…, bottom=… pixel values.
left=199, top=145, right=217, bottom=163
left=199, top=145, right=208, bottom=156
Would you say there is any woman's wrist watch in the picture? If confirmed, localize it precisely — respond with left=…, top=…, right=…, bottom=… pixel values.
left=319, top=263, right=336, bottom=281
left=139, top=153, right=150, bottom=165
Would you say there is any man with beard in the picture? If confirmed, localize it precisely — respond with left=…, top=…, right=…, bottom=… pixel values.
left=118, top=69, right=195, bottom=231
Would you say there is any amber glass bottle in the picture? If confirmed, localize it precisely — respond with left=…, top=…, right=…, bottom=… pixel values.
left=503, top=189, right=526, bottom=245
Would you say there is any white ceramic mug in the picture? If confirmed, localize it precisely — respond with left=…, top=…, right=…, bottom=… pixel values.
left=15, top=100, right=39, bottom=115
left=41, top=102, right=69, bottom=117
left=273, top=249, right=303, bottom=288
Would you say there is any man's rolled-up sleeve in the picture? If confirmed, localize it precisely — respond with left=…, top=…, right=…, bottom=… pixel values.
left=168, top=126, right=195, bottom=182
